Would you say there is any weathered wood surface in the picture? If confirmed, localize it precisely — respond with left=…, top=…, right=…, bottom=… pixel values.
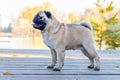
left=0, top=49, right=120, bottom=80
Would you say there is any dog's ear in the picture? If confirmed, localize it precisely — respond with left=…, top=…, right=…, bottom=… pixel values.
left=44, top=11, right=52, bottom=18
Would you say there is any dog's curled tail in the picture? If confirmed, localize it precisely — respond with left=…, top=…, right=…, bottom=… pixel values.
left=80, top=21, right=93, bottom=30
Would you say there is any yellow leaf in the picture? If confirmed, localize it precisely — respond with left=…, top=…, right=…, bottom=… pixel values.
left=3, top=71, right=10, bottom=75
left=12, top=54, right=18, bottom=57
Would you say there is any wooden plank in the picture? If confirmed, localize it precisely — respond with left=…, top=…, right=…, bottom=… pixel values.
left=0, top=59, right=120, bottom=67
left=1, top=49, right=120, bottom=54
left=1, top=49, right=120, bottom=59
left=0, top=58, right=119, bottom=69
left=1, top=75, right=120, bottom=80
left=0, top=65, right=120, bottom=70
left=1, top=69, right=120, bottom=75
left=0, top=59, right=120, bottom=70
left=0, top=60, right=120, bottom=65
left=1, top=57, right=120, bottom=63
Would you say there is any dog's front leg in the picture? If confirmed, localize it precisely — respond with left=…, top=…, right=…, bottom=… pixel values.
left=47, top=49, right=57, bottom=69
left=53, top=49, right=65, bottom=71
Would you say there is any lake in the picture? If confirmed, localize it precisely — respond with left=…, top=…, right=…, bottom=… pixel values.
left=0, top=37, right=48, bottom=49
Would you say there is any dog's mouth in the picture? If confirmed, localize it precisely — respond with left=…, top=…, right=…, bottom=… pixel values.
left=32, top=23, right=42, bottom=28
left=32, top=21, right=46, bottom=31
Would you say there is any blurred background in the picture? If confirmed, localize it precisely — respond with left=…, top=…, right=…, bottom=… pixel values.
left=0, top=0, right=120, bottom=50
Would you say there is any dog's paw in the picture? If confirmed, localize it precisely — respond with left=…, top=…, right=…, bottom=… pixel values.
left=94, top=67, right=100, bottom=71
left=88, top=65, right=94, bottom=69
left=53, top=68, right=61, bottom=71
left=47, top=66, right=54, bottom=69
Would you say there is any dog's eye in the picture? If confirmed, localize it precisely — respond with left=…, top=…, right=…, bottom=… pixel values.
left=38, top=16, right=42, bottom=19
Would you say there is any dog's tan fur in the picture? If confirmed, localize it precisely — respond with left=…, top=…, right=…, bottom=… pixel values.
left=36, top=11, right=100, bottom=71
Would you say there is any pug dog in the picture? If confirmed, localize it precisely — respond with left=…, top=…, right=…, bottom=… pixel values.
left=32, top=10, right=100, bottom=71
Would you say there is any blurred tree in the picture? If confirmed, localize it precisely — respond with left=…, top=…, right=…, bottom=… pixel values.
left=82, top=0, right=119, bottom=49
left=21, top=2, right=56, bottom=22
left=95, top=0, right=119, bottom=49
left=89, top=0, right=118, bottom=49
left=103, top=25, right=120, bottom=49
left=68, top=12, right=80, bottom=23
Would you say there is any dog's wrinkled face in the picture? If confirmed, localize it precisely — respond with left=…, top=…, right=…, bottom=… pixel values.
left=32, top=11, right=52, bottom=31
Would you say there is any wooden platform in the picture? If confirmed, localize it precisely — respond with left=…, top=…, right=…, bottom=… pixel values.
left=0, top=49, right=120, bottom=80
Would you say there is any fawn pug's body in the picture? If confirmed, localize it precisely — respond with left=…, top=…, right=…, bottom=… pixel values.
left=33, top=10, right=100, bottom=71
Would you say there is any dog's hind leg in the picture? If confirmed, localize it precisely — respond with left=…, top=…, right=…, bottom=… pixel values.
left=80, top=46, right=94, bottom=69
left=82, top=43, right=100, bottom=71
left=94, top=55, right=100, bottom=71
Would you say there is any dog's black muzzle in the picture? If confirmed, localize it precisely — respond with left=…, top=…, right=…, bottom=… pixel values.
left=33, top=17, right=46, bottom=31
